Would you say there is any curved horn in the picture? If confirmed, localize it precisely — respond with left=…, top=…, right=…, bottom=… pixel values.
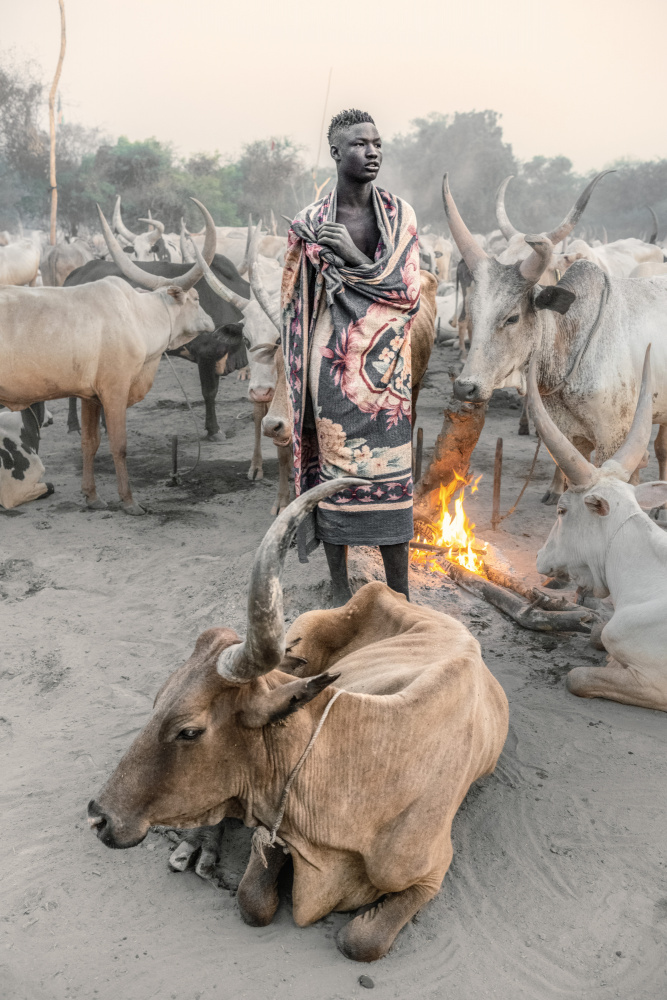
left=238, top=214, right=253, bottom=277
left=112, top=196, right=136, bottom=242
left=189, top=234, right=249, bottom=311
left=97, top=204, right=167, bottom=290
left=647, top=206, right=659, bottom=245
left=180, top=218, right=195, bottom=263
left=166, top=198, right=216, bottom=291
left=442, top=174, right=488, bottom=274
left=527, top=353, right=595, bottom=487
left=495, top=176, right=521, bottom=240
left=98, top=198, right=216, bottom=292
left=607, top=346, right=653, bottom=477
left=139, top=217, right=165, bottom=238
left=249, top=219, right=281, bottom=332
left=217, top=478, right=370, bottom=681
left=519, top=234, right=554, bottom=284
left=546, top=170, right=614, bottom=246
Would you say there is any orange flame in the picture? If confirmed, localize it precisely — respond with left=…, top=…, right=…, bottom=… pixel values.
left=413, top=473, right=487, bottom=576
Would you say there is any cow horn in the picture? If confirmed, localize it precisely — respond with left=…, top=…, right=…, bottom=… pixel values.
left=495, top=176, right=521, bottom=240
left=519, top=234, right=554, bottom=283
left=606, top=346, right=653, bottom=478
left=189, top=233, right=250, bottom=311
left=527, top=353, right=595, bottom=487
left=139, top=218, right=165, bottom=238
left=442, top=173, right=488, bottom=274
left=546, top=170, right=614, bottom=246
left=217, top=479, right=370, bottom=682
left=97, top=198, right=216, bottom=292
left=180, top=218, right=194, bottom=263
left=647, top=206, right=659, bottom=245
left=112, top=196, right=137, bottom=242
left=238, top=214, right=253, bottom=277
left=249, top=219, right=282, bottom=332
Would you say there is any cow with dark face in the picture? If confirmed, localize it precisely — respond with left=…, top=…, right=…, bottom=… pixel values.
left=65, top=255, right=250, bottom=441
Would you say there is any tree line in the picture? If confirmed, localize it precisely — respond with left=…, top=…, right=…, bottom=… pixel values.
left=2, top=54, right=666, bottom=242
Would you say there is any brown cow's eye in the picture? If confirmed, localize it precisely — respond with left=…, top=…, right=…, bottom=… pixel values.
left=176, top=728, right=205, bottom=741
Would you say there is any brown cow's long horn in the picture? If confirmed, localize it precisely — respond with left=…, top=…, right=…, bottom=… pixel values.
left=249, top=219, right=281, bottom=332
left=546, top=170, right=614, bottom=246
left=519, top=234, right=553, bottom=284
left=166, top=198, right=217, bottom=291
left=190, top=234, right=249, bottom=311
left=217, top=479, right=370, bottom=682
left=442, top=173, right=488, bottom=274
left=495, top=176, right=521, bottom=240
left=97, top=204, right=167, bottom=290
left=527, top=353, right=595, bottom=487
left=112, top=196, right=137, bottom=242
left=607, top=346, right=653, bottom=478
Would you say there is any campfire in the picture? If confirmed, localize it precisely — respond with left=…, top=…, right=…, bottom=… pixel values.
left=412, top=473, right=487, bottom=575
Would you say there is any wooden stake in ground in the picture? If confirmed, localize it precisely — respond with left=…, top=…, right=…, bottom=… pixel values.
left=491, top=436, right=503, bottom=530
left=49, top=0, right=67, bottom=246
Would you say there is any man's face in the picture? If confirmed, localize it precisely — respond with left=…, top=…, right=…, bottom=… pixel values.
left=331, top=123, right=382, bottom=181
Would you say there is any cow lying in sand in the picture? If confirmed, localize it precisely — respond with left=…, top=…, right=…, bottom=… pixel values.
left=0, top=404, right=53, bottom=509
left=88, top=481, right=508, bottom=961
left=529, top=347, right=667, bottom=712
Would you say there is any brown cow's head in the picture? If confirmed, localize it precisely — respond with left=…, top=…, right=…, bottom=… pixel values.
left=88, top=478, right=369, bottom=849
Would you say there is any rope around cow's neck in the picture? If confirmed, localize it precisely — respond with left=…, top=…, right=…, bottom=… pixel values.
left=251, top=688, right=345, bottom=868
left=604, top=509, right=644, bottom=561
left=540, top=271, right=610, bottom=398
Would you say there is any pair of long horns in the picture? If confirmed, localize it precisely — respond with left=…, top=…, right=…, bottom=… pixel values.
left=527, top=346, right=653, bottom=487
left=97, top=198, right=216, bottom=291
left=444, top=170, right=613, bottom=283
left=217, top=478, right=369, bottom=682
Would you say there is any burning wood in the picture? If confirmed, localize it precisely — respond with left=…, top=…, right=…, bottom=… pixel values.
left=411, top=475, right=601, bottom=635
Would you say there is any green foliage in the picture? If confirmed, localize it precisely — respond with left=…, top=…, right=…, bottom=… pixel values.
left=1, top=53, right=666, bottom=243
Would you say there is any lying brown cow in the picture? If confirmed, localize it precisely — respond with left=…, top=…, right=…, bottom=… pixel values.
left=88, top=481, right=508, bottom=961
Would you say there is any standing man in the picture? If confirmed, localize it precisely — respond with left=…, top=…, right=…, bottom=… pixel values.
left=280, top=109, right=420, bottom=605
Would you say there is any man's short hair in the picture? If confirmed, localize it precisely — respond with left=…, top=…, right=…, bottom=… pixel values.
left=327, top=109, right=376, bottom=147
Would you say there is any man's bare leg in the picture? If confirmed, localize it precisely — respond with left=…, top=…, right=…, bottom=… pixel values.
left=380, top=542, right=410, bottom=600
left=323, top=542, right=353, bottom=607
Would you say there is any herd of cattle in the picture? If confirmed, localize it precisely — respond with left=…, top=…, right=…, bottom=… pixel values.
left=4, top=172, right=667, bottom=960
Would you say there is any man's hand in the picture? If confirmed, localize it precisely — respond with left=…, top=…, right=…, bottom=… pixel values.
left=317, top=223, right=372, bottom=268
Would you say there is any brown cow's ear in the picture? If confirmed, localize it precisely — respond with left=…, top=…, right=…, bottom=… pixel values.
left=239, top=672, right=340, bottom=728
left=584, top=493, right=610, bottom=516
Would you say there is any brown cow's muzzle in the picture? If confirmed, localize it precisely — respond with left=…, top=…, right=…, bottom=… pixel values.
left=87, top=798, right=148, bottom=850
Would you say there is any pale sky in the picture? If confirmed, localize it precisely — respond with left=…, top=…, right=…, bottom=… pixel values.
left=6, top=0, right=667, bottom=172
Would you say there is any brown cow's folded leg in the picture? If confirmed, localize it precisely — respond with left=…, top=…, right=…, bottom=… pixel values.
left=237, top=842, right=288, bottom=927
left=337, top=882, right=438, bottom=962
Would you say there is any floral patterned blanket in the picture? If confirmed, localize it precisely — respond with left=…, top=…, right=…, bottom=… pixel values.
left=281, top=185, right=420, bottom=546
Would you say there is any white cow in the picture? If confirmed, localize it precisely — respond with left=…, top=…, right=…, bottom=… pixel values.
left=112, top=197, right=181, bottom=262
left=418, top=232, right=453, bottom=283
left=528, top=348, right=667, bottom=712
left=0, top=405, right=54, bottom=510
left=445, top=172, right=667, bottom=512
left=189, top=227, right=292, bottom=514
left=0, top=199, right=217, bottom=515
left=0, top=239, right=40, bottom=286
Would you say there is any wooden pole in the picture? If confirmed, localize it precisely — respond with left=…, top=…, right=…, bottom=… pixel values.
left=49, top=0, right=67, bottom=246
left=414, top=427, right=424, bottom=484
left=491, top=436, right=503, bottom=531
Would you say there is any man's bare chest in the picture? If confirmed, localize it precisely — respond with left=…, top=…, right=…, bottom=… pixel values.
left=335, top=205, right=380, bottom=261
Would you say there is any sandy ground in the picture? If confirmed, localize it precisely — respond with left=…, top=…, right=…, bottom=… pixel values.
left=2, top=342, right=666, bottom=1000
